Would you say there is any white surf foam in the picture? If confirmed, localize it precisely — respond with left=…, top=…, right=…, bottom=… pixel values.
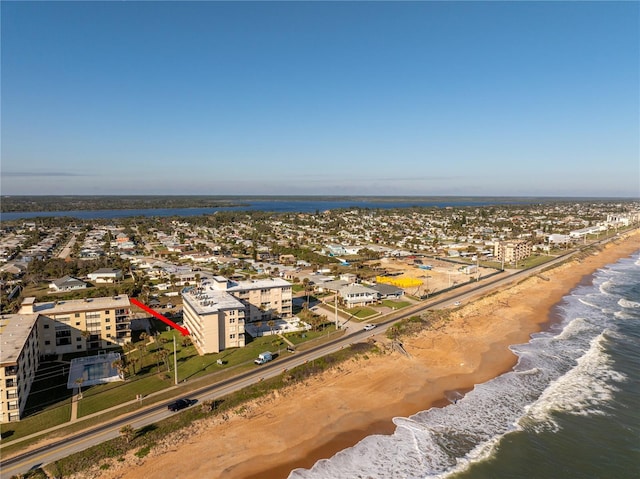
left=289, top=253, right=639, bottom=479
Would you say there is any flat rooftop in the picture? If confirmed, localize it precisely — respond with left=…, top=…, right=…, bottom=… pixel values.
left=226, top=277, right=291, bottom=292
left=182, top=287, right=245, bottom=315
left=20, top=295, right=130, bottom=315
left=0, top=314, right=39, bottom=364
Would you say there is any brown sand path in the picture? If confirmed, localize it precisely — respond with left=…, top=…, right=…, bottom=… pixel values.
left=74, top=231, right=640, bottom=479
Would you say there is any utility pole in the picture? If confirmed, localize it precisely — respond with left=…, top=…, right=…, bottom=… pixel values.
left=173, top=335, right=178, bottom=385
left=334, top=292, right=338, bottom=329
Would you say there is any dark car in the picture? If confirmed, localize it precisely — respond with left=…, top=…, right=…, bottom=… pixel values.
left=167, top=398, right=190, bottom=412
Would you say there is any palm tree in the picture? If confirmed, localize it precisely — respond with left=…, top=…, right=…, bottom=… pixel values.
left=139, top=332, right=148, bottom=353
left=156, top=348, right=170, bottom=373
left=302, top=278, right=311, bottom=308
left=120, top=425, right=135, bottom=444
left=112, top=359, right=126, bottom=380
left=255, top=321, right=263, bottom=337
left=267, top=320, right=275, bottom=336
left=74, top=377, right=84, bottom=399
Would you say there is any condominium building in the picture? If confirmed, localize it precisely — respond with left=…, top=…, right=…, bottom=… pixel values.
left=0, top=313, right=40, bottom=423
left=19, top=295, right=132, bottom=355
left=182, top=284, right=246, bottom=355
left=493, top=240, right=532, bottom=265
left=224, top=276, right=293, bottom=322
left=180, top=276, right=293, bottom=355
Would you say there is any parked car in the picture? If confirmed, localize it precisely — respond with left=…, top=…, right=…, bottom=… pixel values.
left=363, top=324, right=376, bottom=331
left=167, top=398, right=191, bottom=412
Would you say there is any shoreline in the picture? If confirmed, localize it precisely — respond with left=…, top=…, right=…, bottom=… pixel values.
left=77, top=231, right=640, bottom=479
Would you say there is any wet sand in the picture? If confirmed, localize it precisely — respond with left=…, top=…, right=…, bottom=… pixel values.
left=74, top=231, right=640, bottom=479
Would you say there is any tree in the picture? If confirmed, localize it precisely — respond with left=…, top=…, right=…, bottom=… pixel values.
left=120, top=425, right=135, bottom=444
left=139, top=332, right=148, bottom=353
left=267, top=320, right=275, bottom=336
left=112, top=359, right=126, bottom=380
left=156, top=348, right=170, bottom=373
left=74, top=377, right=84, bottom=399
left=302, top=278, right=311, bottom=308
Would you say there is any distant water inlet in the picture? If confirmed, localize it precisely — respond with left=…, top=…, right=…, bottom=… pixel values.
left=289, top=251, right=640, bottom=479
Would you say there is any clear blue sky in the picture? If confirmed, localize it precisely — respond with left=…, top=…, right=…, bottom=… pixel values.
left=1, top=1, right=638, bottom=197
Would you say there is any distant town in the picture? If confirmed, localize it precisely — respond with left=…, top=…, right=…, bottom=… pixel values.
left=1, top=198, right=639, bottom=425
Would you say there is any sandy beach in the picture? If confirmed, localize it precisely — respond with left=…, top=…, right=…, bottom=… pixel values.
left=76, top=231, right=640, bottom=479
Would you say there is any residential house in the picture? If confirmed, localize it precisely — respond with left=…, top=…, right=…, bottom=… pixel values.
left=339, top=283, right=378, bottom=307
left=88, top=268, right=123, bottom=283
left=49, top=276, right=88, bottom=292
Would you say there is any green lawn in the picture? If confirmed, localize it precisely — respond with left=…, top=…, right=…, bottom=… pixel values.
left=345, top=306, right=378, bottom=319
left=0, top=403, right=71, bottom=442
left=2, top=322, right=340, bottom=445
left=381, top=299, right=411, bottom=309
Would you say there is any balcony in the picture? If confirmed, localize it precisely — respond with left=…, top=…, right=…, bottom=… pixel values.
left=4, top=367, right=18, bottom=376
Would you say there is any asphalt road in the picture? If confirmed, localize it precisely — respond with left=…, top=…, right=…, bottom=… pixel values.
left=0, top=239, right=610, bottom=477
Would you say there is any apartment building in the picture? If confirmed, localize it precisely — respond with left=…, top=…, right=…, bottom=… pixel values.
left=19, top=295, right=132, bottom=355
left=180, top=275, right=293, bottom=355
left=224, top=276, right=293, bottom=322
left=493, top=240, right=532, bottom=265
left=182, top=284, right=246, bottom=355
left=0, top=313, right=40, bottom=422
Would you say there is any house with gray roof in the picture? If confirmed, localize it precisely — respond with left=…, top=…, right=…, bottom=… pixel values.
left=339, top=283, right=378, bottom=307
left=49, top=276, right=88, bottom=292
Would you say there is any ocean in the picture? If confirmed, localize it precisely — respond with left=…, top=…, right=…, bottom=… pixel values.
left=289, top=251, right=640, bottom=479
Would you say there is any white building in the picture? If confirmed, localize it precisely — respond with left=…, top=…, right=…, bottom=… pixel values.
left=339, top=283, right=378, bottom=307
left=181, top=286, right=246, bottom=355
left=0, top=314, right=40, bottom=423
left=181, top=276, right=293, bottom=355
left=19, top=295, right=132, bottom=355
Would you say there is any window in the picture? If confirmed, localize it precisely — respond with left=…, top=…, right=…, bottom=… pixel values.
left=229, top=334, right=236, bottom=339
left=105, top=318, right=110, bottom=322
left=75, top=313, right=80, bottom=318
left=76, top=322, right=81, bottom=326
left=105, top=310, right=110, bottom=314
left=106, top=326, right=111, bottom=330
left=229, top=318, right=235, bottom=323
left=44, top=324, right=50, bottom=329
left=45, top=340, right=51, bottom=345
left=77, top=345, right=82, bottom=350
left=76, top=337, right=82, bottom=341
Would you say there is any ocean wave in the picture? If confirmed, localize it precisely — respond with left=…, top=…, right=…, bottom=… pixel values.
left=618, top=298, right=640, bottom=309
left=288, top=252, right=639, bottom=479
left=521, top=332, right=625, bottom=432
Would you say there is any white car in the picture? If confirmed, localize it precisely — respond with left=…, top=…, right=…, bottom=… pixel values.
left=363, top=324, right=376, bottom=331
left=454, top=301, right=461, bottom=306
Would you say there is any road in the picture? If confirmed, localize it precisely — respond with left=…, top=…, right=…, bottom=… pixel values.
left=0, top=238, right=610, bottom=476
left=56, top=234, right=76, bottom=259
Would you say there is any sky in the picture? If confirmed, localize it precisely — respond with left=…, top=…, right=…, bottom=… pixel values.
left=1, top=1, right=639, bottom=198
